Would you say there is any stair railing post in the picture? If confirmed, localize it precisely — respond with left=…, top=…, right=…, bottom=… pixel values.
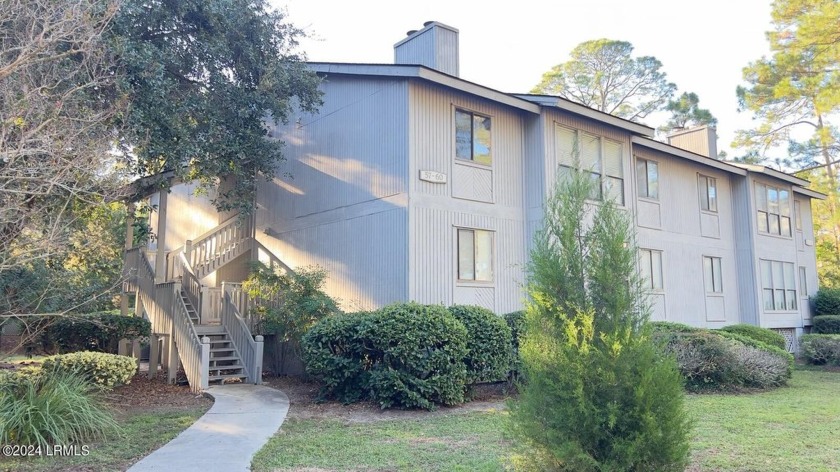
left=184, top=240, right=193, bottom=269
left=254, top=335, right=264, bottom=385
left=200, top=336, right=210, bottom=391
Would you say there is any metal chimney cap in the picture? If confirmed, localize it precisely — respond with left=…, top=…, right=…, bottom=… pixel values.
left=406, top=29, right=418, bottom=36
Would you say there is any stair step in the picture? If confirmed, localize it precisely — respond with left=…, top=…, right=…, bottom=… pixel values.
left=209, top=373, right=248, bottom=382
left=210, top=347, right=236, bottom=353
left=209, top=364, right=244, bottom=372
left=209, top=355, right=239, bottom=361
left=195, top=325, right=226, bottom=335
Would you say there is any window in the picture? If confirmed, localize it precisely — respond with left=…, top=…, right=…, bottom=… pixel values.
left=755, top=183, right=791, bottom=236
left=555, top=125, right=624, bottom=204
left=457, top=228, right=493, bottom=282
left=795, top=200, right=803, bottom=231
left=698, top=175, right=718, bottom=212
left=703, top=256, right=723, bottom=293
left=455, top=109, right=491, bottom=165
left=639, top=249, right=663, bottom=290
left=759, top=259, right=797, bottom=311
left=636, top=158, right=659, bottom=200
left=799, top=266, right=808, bottom=296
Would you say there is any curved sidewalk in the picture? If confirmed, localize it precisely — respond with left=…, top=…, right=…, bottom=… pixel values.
left=128, top=384, right=289, bottom=472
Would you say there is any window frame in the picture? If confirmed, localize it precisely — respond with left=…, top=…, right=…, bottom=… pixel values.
left=636, top=158, right=659, bottom=201
left=703, top=256, right=723, bottom=294
left=456, top=228, right=495, bottom=283
left=454, top=108, right=492, bottom=166
left=755, top=182, right=792, bottom=237
left=555, top=125, right=625, bottom=205
left=759, top=259, right=797, bottom=311
left=698, top=174, right=718, bottom=213
left=639, top=248, right=664, bottom=292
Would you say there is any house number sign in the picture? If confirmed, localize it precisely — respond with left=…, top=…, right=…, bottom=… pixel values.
left=419, top=170, right=447, bottom=184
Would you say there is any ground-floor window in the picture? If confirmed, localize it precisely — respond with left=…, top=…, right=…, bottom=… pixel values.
left=760, top=259, right=796, bottom=311
left=703, top=256, right=723, bottom=293
left=457, top=228, right=494, bottom=282
left=639, top=248, right=663, bottom=291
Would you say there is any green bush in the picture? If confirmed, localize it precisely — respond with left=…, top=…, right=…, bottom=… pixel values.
left=813, top=315, right=840, bottom=334
left=649, top=321, right=700, bottom=334
left=813, top=288, right=840, bottom=316
left=42, top=351, right=137, bottom=390
left=720, top=324, right=787, bottom=350
left=447, top=305, right=511, bottom=384
left=0, top=370, right=119, bottom=447
left=800, top=334, right=840, bottom=365
left=302, top=303, right=468, bottom=409
left=41, top=313, right=150, bottom=354
left=504, top=311, right=525, bottom=379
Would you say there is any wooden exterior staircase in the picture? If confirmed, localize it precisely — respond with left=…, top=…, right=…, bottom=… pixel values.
left=123, top=214, right=267, bottom=392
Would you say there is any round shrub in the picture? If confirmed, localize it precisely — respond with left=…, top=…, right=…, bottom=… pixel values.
left=447, top=305, right=512, bottom=384
left=813, top=288, right=840, bottom=316
left=41, top=313, right=150, bottom=354
left=800, top=334, right=840, bottom=365
left=300, top=314, right=371, bottom=404
left=813, top=315, right=840, bottom=334
left=41, top=351, right=137, bottom=390
left=719, top=324, right=786, bottom=350
left=649, top=321, right=700, bottom=334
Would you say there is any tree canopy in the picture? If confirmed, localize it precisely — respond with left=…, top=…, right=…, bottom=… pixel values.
left=110, top=0, right=323, bottom=214
left=735, top=0, right=840, bottom=285
left=661, top=92, right=718, bottom=133
left=532, top=39, right=677, bottom=122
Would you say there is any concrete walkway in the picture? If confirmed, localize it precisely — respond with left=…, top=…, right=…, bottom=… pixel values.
left=128, top=384, right=289, bottom=472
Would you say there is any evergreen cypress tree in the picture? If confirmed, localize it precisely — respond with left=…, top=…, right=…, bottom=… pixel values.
left=510, top=167, right=691, bottom=471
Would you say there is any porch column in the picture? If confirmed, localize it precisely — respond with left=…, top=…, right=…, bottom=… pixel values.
left=167, top=319, right=178, bottom=384
left=154, top=190, right=168, bottom=283
left=147, top=334, right=160, bottom=379
left=120, top=203, right=136, bottom=317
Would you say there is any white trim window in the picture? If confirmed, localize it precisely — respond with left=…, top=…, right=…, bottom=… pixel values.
left=703, top=256, right=723, bottom=293
left=799, top=266, right=808, bottom=297
left=636, top=158, right=659, bottom=200
left=555, top=125, right=624, bottom=204
left=455, top=109, right=492, bottom=165
left=698, top=175, right=718, bottom=212
left=640, top=248, right=663, bottom=291
left=457, top=228, right=494, bottom=282
left=794, top=200, right=803, bottom=231
left=755, top=183, right=792, bottom=236
left=760, top=259, right=797, bottom=311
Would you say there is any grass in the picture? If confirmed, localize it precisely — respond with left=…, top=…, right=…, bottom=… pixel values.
left=0, top=406, right=207, bottom=472
left=253, top=368, right=840, bottom=472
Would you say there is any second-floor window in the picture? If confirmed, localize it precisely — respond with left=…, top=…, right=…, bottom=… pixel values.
left=755, top=182, right=791, bottom=237
left=555, top=125, right=624, bottom=204
left=455, top=109, right=492, bottom=165
left=698, top=175, right=718, bottom=212
left=760, top=259, right=796, bottom=310
left=636, top=158, right=659, bottom=200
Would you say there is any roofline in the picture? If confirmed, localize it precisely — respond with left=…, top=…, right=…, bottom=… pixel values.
left=793, top=186, right=827, bottom=200
left=729, top=163, right=811, bottom=187
left=630, top=136, right=747, bottom=176
left=515, top=94, right=655, bottom=137
left=309, top=63, right=541, bottom=114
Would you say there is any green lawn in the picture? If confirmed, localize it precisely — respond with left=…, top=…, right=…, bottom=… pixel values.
left=0, top=407, right=208, bottom=472
left=253, top=369, right=840, bottom=472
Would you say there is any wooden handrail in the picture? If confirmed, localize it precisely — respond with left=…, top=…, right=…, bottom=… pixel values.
left=221, top=282, right=263, bottom=384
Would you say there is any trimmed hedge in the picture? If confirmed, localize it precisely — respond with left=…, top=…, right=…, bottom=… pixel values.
left=447, top=305, right=511, bottom=384
left=41, top=313, right=150, bottom=354
left=41, top=352, right=137, bottom=390
left=504, top=311, right=525, bottom=379
left=813, top=288, right=840, bottom=316
left=800, top=334, right=840, bottom=365
left=720, top=324, right=787, bottom=350
left=649, top=321, right=700, bottom=334
left=302, top=303, right=468, bottom=409
left=813, top=315, right=840, bottom=334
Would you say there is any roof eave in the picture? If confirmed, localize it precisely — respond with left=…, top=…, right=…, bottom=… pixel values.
left=630, top=136, right=747, bottom=175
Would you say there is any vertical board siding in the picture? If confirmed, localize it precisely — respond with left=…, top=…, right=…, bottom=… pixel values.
left=151, top=183, right=221, bottom=253
left=794, top=196, right=817, bottom=321
left=256, top=76, right=410, bottom=309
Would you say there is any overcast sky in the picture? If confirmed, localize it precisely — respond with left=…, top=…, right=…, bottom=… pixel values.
left=273, top=0, right=776, bottom=157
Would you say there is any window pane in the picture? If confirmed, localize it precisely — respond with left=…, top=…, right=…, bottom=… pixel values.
left=699, top=176, right=709, bottom=211
left=703, top=257, right=713, bottom=292
left=781, top=217, right=791, bottom=237
left=800, top=266, right=807, bottom=295
left=713, top=257, right=723, bottom=292
left=636, top=160, right=648, bottom=198
left=605, top=177, right=624, bottom=205
left=757, top=211, right=769, bottom=233
left=588, top=172, right=602, bottom=200
left=708, top=178, right=717, bottom=212
left=779, top=190, right=790, bottom=216
left=455, top=110, right=472, bottom=160
left=784, top=263, right=795, bottom=289
left=604, top=140, right=623, bottom=177
left=473, top=115, right=492, bottom=165
left=651, top=251, right=663, bottom=290
left=795, top=201, right=803, bottom=231
left=768, top=187, right=779, bottom=215
left=580, top=133, right=600, bottom=172
left=457, top=229, right=474, bottom=280
left=787, top=290, right=797, bottom=310
left=763, top=289, right=774, bottom=310
left=474, top=230, right=493, bottom=281
left=769, top=214, right=780, bottom=235
left=755, top=184, right=767, bottom=211
left=772, top=261, right=784, bottom=289
left=775, top=289, right=785, bottom=310
left=648, top=161, right=659, bottom=199
left=556, top=126, right=577, bottom=167
left=640, top=250, right=652, bottom=289
left=760, top=260, right=772, bottom=289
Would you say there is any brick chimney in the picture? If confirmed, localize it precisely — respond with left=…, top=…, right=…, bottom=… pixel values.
left=394, top=21, right=459, bottom=77
left=667, top=125, right=718, bottom=159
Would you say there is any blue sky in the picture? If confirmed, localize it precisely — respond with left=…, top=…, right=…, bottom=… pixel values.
left=273, top=0, right=777, bottom=157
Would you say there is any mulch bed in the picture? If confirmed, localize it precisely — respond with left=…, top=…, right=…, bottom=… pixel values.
left=104, top=372, right=212, bottom=414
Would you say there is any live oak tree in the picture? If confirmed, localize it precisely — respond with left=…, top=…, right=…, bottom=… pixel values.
left=109, top=0, right=322, bottom=215
left=532, top=39, right=677, bottom=122
left=735, top=0, right=840, bottom=285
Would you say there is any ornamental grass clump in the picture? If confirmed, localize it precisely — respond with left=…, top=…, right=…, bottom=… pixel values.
left=509, top=166, right=691, bottom=471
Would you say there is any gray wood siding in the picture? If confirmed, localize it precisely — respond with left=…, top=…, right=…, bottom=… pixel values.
left=256, top=75, right=410, bottom=310
left=732, top=176, right=759, bottom=325
left=632, top=146, right=741, bottom=327
left=794, top=196, right=818, bottom=323
left=407, top=81, right=527, bottom=314
left=150, top=182, right=220, bottom=253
